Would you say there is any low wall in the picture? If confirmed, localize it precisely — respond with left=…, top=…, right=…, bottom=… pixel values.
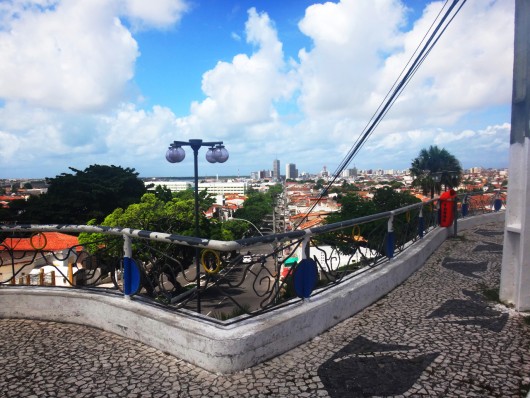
left=0, top=212, right=505, bottom=374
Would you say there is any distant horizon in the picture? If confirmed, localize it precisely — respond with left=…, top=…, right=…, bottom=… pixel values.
left=1, top=164, right=509, bottom=182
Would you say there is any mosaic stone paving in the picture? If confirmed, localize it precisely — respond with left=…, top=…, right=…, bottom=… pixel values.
left=1, top=221, right=529, bottom=397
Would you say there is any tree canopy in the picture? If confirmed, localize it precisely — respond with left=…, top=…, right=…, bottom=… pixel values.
left=372, top=186, right=420, bottom=212
left=410, top=145, right=462, bottom=197
left=233, top=184, right=282, bottom=228
left=322, top=188, right=421, bottom=255
left=16, top=165, right=147, bottom=224
left=89, top=192, right=212, bottom=236
left=326, top=192, right=376, bottom=225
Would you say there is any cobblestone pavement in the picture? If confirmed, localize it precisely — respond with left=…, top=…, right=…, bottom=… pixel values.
left=1, top=222, right=529, bottom=397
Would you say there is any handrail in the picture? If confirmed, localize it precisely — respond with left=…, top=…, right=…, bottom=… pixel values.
left=0, top=198, right=437, bottom=253
left=0, top=191, right=504, bottom=321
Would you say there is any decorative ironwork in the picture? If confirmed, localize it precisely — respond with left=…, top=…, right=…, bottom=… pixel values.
left=0, top=192, right=503, bottom=322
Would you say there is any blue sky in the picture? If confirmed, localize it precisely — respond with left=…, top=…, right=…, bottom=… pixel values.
left=0, top=0, right=514, bottom=178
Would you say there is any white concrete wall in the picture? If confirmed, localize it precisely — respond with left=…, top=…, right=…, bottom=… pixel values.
left=500, top=0, right=530, bottom=311
left=0, top=212, right=504, bottom=374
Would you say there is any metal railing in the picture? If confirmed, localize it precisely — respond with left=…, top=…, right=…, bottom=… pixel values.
left=0, top=191, right=505, bottom=323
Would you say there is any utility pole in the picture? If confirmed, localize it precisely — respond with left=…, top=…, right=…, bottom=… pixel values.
left=500, top=0, right=530, bottom=311
left=272, top=195, right=276, bottom=233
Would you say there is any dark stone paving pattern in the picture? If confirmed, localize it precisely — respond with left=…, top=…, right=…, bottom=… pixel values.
left=1, top=221, right=529, bottom=397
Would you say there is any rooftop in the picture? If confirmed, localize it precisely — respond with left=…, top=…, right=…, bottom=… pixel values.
left=0, top=232, right=79, bottom=252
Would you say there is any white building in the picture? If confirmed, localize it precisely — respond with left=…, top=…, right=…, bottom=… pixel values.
left=146, top=180, right=247, bottom=195
left=286, top=163, right=298, bottom=180
left=198, top=182, right=247, bottom=195
left=146, top=180, right=191, bottom=192
left=273, top=159, right=280, bottom=181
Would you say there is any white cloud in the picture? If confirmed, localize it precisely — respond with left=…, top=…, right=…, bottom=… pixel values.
left=0, top=0, right=189, bottom=176
left=359, top=123, right=510, bottom=170
left=0, top=0, right=516, bottom=178
left=0, top=101, right=104, bottom=164
left=376, top=0, right=514, bottom=123
left=0, top=0, right=188, bottom=112
left=123, top=0, right=189, bottom=30
left=188, top=8, right=296, bottom=130
left=296, top=0, right=406, bottom=119
left=0, top=0, right=138, bottom=111
left=102, top=103, right=178, bottom=158
left=285, top=0, right=514, bottom=172
left=434, top=129, right=476, bottom=145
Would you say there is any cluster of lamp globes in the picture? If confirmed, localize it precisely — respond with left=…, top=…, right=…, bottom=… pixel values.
left=165, top=144, right=229, bottom=164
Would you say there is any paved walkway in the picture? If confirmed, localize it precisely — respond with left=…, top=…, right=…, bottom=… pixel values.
left=1, top=221, right=529, bottom=397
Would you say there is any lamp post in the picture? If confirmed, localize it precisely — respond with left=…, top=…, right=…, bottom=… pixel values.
left=227, top=217, right=264, bottom=237
left=431, top=172, right=442, bottom=198
left=427, top=170, right=459, bottom=198
left=166, top=139, right=229, bottom=313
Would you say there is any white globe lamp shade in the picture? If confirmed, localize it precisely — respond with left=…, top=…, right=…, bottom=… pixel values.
left=214, top=145, right=229, bottom=163
left=166, top=146, right=185, bottom=163
left=205, top=147, right=217, bottom=163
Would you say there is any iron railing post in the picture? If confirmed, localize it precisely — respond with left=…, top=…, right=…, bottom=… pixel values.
left=418, top=207, right=424, bottom=238
left=386, top=214, right=394, bottom=259
left=123, top=234, right=132, bottom=299
left=453, top=197, right=458, bottom=237
left=191, top=142, right=202, bottom=314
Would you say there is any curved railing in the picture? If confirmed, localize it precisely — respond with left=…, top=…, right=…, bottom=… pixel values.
left=0, top=191, right=505, bottom=322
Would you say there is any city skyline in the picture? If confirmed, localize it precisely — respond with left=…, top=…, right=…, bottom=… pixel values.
left=0, top=0, right=513, bottom=179
left=2, top=163, right=506, bottom=182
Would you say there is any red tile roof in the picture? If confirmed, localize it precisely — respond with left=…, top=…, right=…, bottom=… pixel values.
left=298, top=218, right=324, bottom=230
left=0, top=195, right=26, bottom=201
left=0, top=195, right=26, bottom=208
left=1, top=232, right=79, bottom=252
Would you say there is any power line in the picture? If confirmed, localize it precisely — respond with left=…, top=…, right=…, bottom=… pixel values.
left=294, top=0, right=467, bottom=230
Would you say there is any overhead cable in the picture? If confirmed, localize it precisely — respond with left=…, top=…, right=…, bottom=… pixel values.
left=294, top=0, right=467, bottom=230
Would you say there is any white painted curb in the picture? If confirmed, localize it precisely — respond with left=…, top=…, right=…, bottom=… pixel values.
left=0, top=212, right=505, bottom=373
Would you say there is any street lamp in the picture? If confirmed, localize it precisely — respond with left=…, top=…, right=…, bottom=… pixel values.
left=425, top=170, right=458, bottom=198
left=227, top=217, right=264, bottom=237
left=432, top=172, right=442, bottom=199
left=431, top=170, right=459, bottom=196
left=166, top=139, right=229, bottom=313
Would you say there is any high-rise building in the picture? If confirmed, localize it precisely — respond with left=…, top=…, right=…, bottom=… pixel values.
left=273, top=159, right=280, bottom=181
left=286, top=163, right=298, bottom=179
left=320, top=165, right=329, bottom=178
left=342, top=167, right=358, bottom=178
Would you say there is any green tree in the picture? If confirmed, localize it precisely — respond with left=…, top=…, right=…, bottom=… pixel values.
left=18, top=165, right=146, bottom=224
left=389, top=180, right=404, bottom=189
left=372, top=187, right=420, bottom=212
left=234, top=190, right=275, bottom=227
left=268, top=183, right=283, bottom=198
left=0, top=208, right=10, bottom=222
left=410, top=145, right=462, bottom=197
left=314, top=178, right=325, bottom=191
left=319, top=193, right=376, bottom=255
left=91, top=193, right=212, bottom=236
left=326, top=193, right=376, bottom=224
left=152, top=184, right=173, bottom=202
left=2, top=199, right=28, bottom=222
left=220, top=219, right=256, bottom=240
left=79, top=192, right=211, bottom=299
left=321, top=188, right=421, bottom=257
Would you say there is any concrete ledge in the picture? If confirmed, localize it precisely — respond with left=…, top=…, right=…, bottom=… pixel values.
left=0, top=212, right=505, bottom=373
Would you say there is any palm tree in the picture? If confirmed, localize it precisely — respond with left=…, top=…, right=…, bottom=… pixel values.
left=410, top=145, right=462, bottom=198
